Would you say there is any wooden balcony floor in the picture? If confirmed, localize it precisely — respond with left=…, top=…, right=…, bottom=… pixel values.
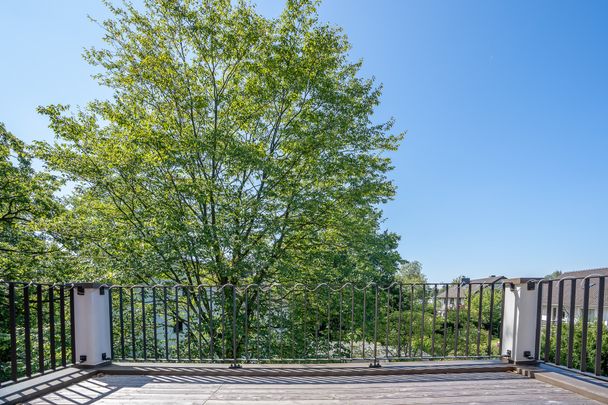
left=24, top=371, right=599, bottom=404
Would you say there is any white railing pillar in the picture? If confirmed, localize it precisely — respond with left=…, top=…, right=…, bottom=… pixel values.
left=501, top=277, right=541, bottom=364
left=73, top=283, right=112, bottom=367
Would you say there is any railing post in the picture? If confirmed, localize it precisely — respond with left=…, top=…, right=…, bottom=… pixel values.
left=500, top=277, right=541, bottom=364
left=72, top=283, right=112, bottom=367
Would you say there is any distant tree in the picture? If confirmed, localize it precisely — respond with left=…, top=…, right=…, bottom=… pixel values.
left=396, top=261, right=426, bottom=284
left=36, top=0, right=403, bottom=285
left=545, top=270, right=562, bottom=279
left=451, top=275, right=468, bottom=284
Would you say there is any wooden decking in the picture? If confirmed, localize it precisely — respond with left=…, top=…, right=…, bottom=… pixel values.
left=24, top=372, right=600, bottom=404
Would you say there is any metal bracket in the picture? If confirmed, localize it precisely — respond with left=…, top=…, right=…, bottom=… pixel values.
left=229, top=363, right=242, bottom=369
left=369, top=361, right=381, bottom=368
left=77, top=286, right=85, bottom=295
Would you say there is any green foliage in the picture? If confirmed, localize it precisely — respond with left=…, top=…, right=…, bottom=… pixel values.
left=396, top=261, right=426, bottom=284
left=545, top=271, right=563, bottom=280
left=541, top=320, right=608, bottom=375
left=35, top=0, right=403, bottom=285
left=0, top=123, right=77, bottom=281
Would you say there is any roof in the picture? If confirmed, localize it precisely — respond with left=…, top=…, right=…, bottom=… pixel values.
left=543, top=268, right=608, bottom=309
left=443, top=276, right=505, bottom=298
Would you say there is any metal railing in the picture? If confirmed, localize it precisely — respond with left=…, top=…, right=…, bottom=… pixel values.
left=0, top=282, right=76, bottom=387
left=536, top=275, right=608, bottom=377
left=106, top=281, right=504, bottom=366
left=0, top=279, right=504, bottom=386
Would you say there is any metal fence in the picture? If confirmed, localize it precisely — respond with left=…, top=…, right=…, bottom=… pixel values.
left=536, top=275, right=608, bottom=377
left=0, top=280, right=504, bottom=386
left=107, top=281, right=504, bottom=366
left=0, top=282, right=76, bottom=387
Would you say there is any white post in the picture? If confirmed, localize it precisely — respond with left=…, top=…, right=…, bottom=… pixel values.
left=501, top=278, right=541, bottom=364
left=73, top=283, right=112, bottom=367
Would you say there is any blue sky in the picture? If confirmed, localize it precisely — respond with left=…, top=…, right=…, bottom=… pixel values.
left=1, top=1, right=607, bottom=282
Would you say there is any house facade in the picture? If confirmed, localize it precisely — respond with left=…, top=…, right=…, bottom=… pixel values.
left=540, top=267, right=608, bottom=325
left=438, top=275, right=505, bottom=315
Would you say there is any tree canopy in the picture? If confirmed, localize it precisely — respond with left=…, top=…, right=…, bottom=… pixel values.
left=0, top=123, right=72, bottom=280
left=396, top=261, right=426, bottom=284
left=34, top=0, right=403, bottom=285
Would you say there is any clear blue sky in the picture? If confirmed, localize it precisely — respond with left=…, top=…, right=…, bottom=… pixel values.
left=2, top=1, right=607, bottom=282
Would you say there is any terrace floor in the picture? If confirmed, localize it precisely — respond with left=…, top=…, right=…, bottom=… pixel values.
left=4, top=360, right=608, bottom=404
left=17, top=371, right=600, bottom=405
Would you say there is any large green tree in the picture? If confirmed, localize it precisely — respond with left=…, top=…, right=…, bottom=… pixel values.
left=36, top=0, right=403, bottom=285
left=0, top=123, right=72, bottom=281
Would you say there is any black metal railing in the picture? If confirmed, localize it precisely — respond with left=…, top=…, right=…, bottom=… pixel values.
left=0, top=282, right=76, bottom=386
left=107, top=281, right=504, bottom=366
left=536, top=275, right=608, bottom=377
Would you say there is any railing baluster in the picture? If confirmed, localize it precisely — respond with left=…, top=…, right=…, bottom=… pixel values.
left=431, top=284, right=438, bottom=357
left=498, top=282, right=505, bottom=358
left=108, top=287, right=114, bottom=360
left=244, top=287, right=249, bottom=361
left=454, top=283, right=460, bottom=357
left=544, top=280, right=553, bottom=362
left=141, top=287, right=147, bottom=361
left=255, top=286, right=260, bottom=361
left=595, top=277, right=605, bottom=376
left=221, top=287, right=226, bottom=361
left=373, top=285, right=379, bottom=364
left=209, top=287, right=214, bottom=361
left=476, top=284, right=483, bottom=357
left=397, top=284, right=403, bottom=358
left=443, top=283, right=449, bottom=357
left=36, top=284, right=44, bottom=374
left=567, top=279, right=576, bottom=368
left=197, top=286, right=203, bottom=361
left=487, top=282, right=495, bottom=357
left=186, top=287, right=191, bottom=361
left=164, top=287, right=169, bottom=361
left=555, top=280, right=564, bottom=365
left=362, top=287, right=366, bottom=359
left=152, top=287, right=158, bottom=360
left=302, top=288, right=308, bottom=360
left=232, top=285, right=237, bottom=366
left=339, top=289, right=343, bottom=360
left=315, top=290, right=320, bottom=359
left=9, top=283, right=18, bottom=381
left=24, top=285, right=32, bottom=377
left=534, top=281, right=543, bottom=360
left=69, top=286, right=76, bottom=365
left=581, top=278, right=590, bottom=372
left=350, top=285, right=355, bottom=359
left=327, top=287, right=331, bottom=360
left=175, top=286, right=180, bottom=362
left=385, top=286, right=390, bottom=359
left=420, top=284, right=426, bottom=359
left=59, top=286, right=66, bottom=366
left=119, top=287, right=125, bottom=360
left=465, top=283, right=472, bottom=357
left=49, top=286, right=56, bottom=369
left=408, top=285, right=413, bottom=358
left=130, top=287, right=136, bottom=359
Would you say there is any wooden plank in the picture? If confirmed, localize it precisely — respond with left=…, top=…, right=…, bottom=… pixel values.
left=23, top=372, right=600, bottom=405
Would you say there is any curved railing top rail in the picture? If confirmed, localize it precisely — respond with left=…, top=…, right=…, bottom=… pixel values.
left=532, top=274, right=608, bottom=288
left=0, top=279, right=505, bottom=292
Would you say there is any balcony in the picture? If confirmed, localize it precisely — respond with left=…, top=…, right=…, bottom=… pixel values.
left=2, top=278, right=608, bottom=404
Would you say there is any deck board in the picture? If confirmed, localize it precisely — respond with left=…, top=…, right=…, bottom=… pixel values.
left=24, top=372, right=600, bottom=404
